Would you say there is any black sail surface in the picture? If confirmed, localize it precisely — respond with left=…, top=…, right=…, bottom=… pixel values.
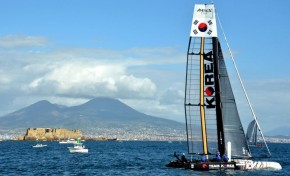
left=214, top=39, right=251, bottom=158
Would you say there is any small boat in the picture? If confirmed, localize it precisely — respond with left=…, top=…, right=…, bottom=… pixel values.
left=68, top=138, right=88, bottom=153
left=67, top=139, right=78, bottom=144
left=246, top=120, right=258, bottom=146
left=32, top=144, right=47, bottom=148
left=59, top=140, right=68, bottom=144
left=59, top=138, right=77, bottom=144
left=107, top=138, right=118, bottom=141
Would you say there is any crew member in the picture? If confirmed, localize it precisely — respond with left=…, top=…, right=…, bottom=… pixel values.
left=223, top=155, right=229, bottom=162
left=201, top=155, right=206, bottom=162
left=181, top=153, right=187, bottom=163
left=216, top=150, right=221, bottom=162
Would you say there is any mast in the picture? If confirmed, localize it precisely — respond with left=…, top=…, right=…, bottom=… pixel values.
left=199, top=37, right=208, bottom=154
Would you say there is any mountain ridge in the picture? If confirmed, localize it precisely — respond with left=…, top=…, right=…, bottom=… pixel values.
left=1, top=97, right=288, bottom=138
left=0, top=97, right=185, bottom=137
left=265, top=126, right=290, bottom=137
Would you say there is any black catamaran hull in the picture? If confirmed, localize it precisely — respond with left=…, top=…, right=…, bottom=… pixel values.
left=166, top=160, right=237, bottom=171
left=166, top=160, right=281, bottom=170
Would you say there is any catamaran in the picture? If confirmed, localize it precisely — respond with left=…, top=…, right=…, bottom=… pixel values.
left=166, top=3, right=282, bottom=171
left=246, top=120, right=258, bottom=146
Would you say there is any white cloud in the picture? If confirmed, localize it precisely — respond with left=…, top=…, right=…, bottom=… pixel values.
left=0, top=75, right=10, bottom=84
left=22, top=61, right=157, bottom=100
left=0, top=35, right=50, bottom=48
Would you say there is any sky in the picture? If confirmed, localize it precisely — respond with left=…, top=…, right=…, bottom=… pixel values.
left=0, top=0, right=289, bottom=133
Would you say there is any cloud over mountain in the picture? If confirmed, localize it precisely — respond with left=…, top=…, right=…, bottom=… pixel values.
left=0, top=35, right=184, bottom=123
left=24, top=62, right=156, bottom=99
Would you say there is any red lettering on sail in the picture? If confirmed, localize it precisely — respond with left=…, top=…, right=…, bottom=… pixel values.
left=204, top=51, right=216, bottom=109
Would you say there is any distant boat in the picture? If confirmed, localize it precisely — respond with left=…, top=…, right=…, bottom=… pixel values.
left=166, top=3, right=281, bottom=171
left=107, top=138, right=118, bottom=141
left=68, top=138, right=88, bottom=153
left=32, top=144, right=47, bottom=148
left=59, top=140, right=68, bottom=144
left=246, top=120, right=258, bottom=146
left=59, top=138, right=78, bottom=144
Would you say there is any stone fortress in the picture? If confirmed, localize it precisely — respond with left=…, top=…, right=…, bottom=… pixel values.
left=21, top=128, right=83, bottom=141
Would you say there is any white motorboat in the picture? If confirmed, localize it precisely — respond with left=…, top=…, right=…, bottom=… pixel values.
left=32, top=144, right=47, bottom=148
left=68, top=138, right=88, bottom=153
left=59, top=140, right=68, bottom=144
left=59, top=138, right=77, bottom=144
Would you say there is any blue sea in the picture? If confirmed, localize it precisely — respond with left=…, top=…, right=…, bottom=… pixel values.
left=0, top=141, right=288, bottom=175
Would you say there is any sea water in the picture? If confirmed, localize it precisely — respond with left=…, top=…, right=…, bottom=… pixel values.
left=0, top=141, right=288, bottom=175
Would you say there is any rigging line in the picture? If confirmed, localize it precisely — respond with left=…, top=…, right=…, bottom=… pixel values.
left=216, top=12, right=271, bottom=156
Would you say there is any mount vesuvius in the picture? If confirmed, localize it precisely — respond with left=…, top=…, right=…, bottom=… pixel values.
left=0, top=97, right=184, bottom=137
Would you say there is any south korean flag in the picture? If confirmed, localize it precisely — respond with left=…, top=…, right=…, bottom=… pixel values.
left=190, top=4, right=217, bottom=37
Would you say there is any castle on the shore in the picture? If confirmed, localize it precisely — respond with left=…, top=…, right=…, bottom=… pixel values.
left=20, top=128, right=83, bottom=141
